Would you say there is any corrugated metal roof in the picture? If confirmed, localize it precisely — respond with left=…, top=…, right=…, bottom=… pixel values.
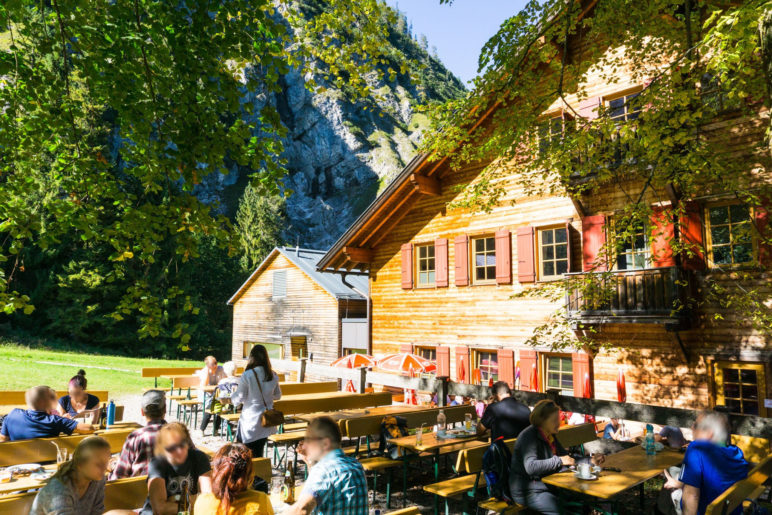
left=227, top=246, right=368, bottom=305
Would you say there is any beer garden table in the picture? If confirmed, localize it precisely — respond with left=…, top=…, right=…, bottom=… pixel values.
left=390, top=431, right=487, bottom=480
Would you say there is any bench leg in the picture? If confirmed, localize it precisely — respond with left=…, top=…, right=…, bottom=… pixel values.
left=386, top=468, right=392, bottom=509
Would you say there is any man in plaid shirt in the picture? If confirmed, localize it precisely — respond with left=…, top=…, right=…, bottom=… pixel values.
left=109, top=390, right=167, bottom=479
left=288, top=416, right=368, bottom=515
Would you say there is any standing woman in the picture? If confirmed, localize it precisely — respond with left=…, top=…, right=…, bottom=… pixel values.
left=230, top=345, right=282, bottom=458
left=31, top=436, right=110, bottom=514
left=59, top=370, right=101, bottom=424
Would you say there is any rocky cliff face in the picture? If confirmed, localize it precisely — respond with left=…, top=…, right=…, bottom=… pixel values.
left=195, top=19, right=465, bottom=249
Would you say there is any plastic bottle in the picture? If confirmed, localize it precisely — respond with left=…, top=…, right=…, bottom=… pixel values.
left=644, top=424, right=655, bottom=455
left=436, top=409, right=447, bottom=438
left=106, top=400, right=116, bottom=428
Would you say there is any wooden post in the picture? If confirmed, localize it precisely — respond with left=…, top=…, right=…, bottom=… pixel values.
left=437, top=377, right=449, bottom=407
left=359, top=367, right=368, bottom=394
left=545, top=388, right=561, bottom=405
left=299, top=358, right=307, bottom=383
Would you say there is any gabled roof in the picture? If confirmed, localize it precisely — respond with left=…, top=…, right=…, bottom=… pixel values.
left=227, top=247, right=368, bottom=305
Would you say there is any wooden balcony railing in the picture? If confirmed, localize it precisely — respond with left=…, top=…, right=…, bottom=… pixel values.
left=565, top=266, right=690, bottom=327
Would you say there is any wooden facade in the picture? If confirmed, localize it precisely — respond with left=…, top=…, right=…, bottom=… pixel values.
left=228, top=248, right=367, bottom=369
left=319, top=18, right=771, bottom=416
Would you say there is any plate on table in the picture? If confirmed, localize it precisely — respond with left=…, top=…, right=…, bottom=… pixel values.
left=30, top=471, right=54, bottom=481
left=9, top=464, right=43, bottom=476
left=574, top=472, right=598, bottom=480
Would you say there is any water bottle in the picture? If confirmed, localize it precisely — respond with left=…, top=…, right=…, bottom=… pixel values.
left=106, top=399, right=116, bottom=428
left=645, top=424, right=655, bottom=455
left=436, top=409, right=447, bottom=438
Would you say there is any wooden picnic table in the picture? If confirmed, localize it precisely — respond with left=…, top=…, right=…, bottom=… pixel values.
left=0, top=463, right=58, bottom=495
left=542, top=445, right=684, bottom=512
left=96, top=422, right=141, bottom=433
left=390, top=430, right=487, bottom=479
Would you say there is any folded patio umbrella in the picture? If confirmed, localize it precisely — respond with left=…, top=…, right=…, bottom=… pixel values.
left=531, top=362, right=539, bottom=392
left=583, top=372, right=596, bottom=423
left=617, top=367, right=627, bottom=403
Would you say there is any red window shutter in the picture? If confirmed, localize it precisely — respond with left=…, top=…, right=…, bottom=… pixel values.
left=454, top=235, right=469, bottom=286
left=577, top=97, right=601, bottom=120
left=497, top=349, right=515, bottom=388
left=435, top=238, right=449, bottom=287
left=495, top=229, right=512, bottom=284
left=400, top=243, right=413, bottom=289
left=571, top=353, right=593, bottom=398
left=455, top=346, right=470, bottom=383
left=755, top=201, right=771, bottom=268
left=680, top=201, right=705, bottom=270
left=436, top=346, right=450, bottom=377
left=518, top=350, right=538, bottom=392
left=650, top=206, right=676, bottom=267
left=582, top=215, right=607, bottom=272
left=399, top=344, right=413, bottom=354
left=516, top=227, right=536, bottom=283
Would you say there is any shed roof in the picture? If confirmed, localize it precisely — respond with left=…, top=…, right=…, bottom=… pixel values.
left=227, top=247, right=368, bottom=305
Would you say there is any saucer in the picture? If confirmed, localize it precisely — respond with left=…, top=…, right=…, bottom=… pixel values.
left=574, top=472, right=598, bottom=481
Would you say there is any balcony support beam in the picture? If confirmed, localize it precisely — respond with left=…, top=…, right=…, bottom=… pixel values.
left=668, top=328, right=688, bottom=363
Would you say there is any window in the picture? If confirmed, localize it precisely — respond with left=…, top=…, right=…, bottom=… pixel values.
left=612, top=218, right=649, bottom=270
left=607, top=92, right=642, bottom=123
left=344, top=348, right=368, bottom=356
left=415, top=244, right=436, bottom=287
left=290, top=336, right=307, bottom=360
left=544, top=355, right=574, bottom=395
left=714, top=362, right=767, bottom=416
left=243, top=342, right=283, bottom=360
left=538, top=227, right=569, bottom=280
left=272, top=270, right=287, bottom=299
left=700, top=73, right=740, bottom=113
left=415, top=346, right=437, bottom=361
left=472, top=236, right=496, bottom=283
left=538, top=114, right=570, bottom=154
left=473, top=349, right=499, bottom=383
left=706, top=203, right=754, bottom=267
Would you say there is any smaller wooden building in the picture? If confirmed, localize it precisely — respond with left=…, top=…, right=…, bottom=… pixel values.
left=228, top=247, right=369, bottom=366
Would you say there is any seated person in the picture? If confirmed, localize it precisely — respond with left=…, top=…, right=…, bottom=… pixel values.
left=141, top=422, right=212, bottom=515
left=659, top=411, right=748, bottom=515
left=58, top=369, right=101, bottom=424
left=603, top=418, right=629, bottom=440
left=287, top=416, right=368, bottom=515
left=199, top=356, right=226, bottom=433
left=509, top=399, right=605, bottom=515
left=194, top=443, right=273, bottom=514
left=31, top=436, right=111, bottom=515
left=110, top=390, right=167, bottom=479
left=478, top=381, right=531, bottom=441
left=201, top=360, right=240, bottom=435
left=657, top=425, right=687, bottom=449
left=0, top=385, right=95, bottom=441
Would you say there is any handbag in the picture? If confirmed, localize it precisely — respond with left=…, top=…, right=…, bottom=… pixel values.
left=252, top=369, right=284, bottom=427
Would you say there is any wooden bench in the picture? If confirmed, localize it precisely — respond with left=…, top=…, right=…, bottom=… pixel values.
left=731, top=434, right=771, bottom=465
left=706, top=455, right=772, bottom=515
left=0, top=428, right=134, bottom=467
left=0, top=457, right=273, bottom=513
left=424, top=438, right=521, bottom=515
left=384, top=508, right=421, bottom=515
left=279, top=381, right=339, bottom=396
left=274, top=391, right=393, bottom=417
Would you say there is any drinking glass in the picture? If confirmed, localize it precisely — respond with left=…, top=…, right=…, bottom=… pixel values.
left=464, top=413, right=472, bottom=431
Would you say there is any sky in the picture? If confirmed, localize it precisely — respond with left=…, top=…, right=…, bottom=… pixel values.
left=384, top=1, right=528, bottom=86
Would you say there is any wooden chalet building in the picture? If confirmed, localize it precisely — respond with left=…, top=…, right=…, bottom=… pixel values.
left=228, top=247, right=369, bottom=366
left=318, top=21, right=771, bottom=415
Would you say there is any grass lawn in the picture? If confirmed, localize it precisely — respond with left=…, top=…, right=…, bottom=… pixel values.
left=0, top=338, right=199, bottom=397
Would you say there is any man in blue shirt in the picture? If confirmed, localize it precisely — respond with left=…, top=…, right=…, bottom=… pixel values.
left=659, top=411, right=748, bottom=515
left=288, top=416, right=368, bottom=515
left=0, top=386, right=95, bottom=442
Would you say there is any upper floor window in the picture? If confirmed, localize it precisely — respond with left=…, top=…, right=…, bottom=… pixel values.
left=538, top=227, right=569, bottom=280
left=472, top=236, right=496, bottom=283
left=415, top=244, right=435, bottom=287
left=607, top=92, right=642, bottom=123
left=706, top=203, right=754, bottom=267
left=612, top=219, right=649, bottom=270
left=700, top=73, right=741, bottom=113
left=414, top=345, right=437, bottom=361
left=538, top=114, right=571, bottom=154
left=272, top=270, right=287, bottom=298
left=473, top=349, right=498, bottom=383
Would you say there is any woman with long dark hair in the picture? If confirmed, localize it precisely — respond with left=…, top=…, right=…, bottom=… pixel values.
left=194, top=443, right=273, bottom=514
left=230, top=345, right=281, bottom=458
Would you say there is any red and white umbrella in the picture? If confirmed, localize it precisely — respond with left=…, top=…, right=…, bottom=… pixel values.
left=331, top=354, right=376, bottom=392
left=376, top=353, right=436, bottom=374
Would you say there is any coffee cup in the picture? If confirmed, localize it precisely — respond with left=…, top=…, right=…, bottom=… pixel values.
left=578, top=462, right=591, bottom=478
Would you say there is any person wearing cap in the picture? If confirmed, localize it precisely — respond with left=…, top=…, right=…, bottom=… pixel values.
left=109, top=390, right=167, bottom=479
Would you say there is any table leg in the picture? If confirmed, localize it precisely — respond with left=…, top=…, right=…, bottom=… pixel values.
left=639, top=483, right=645, bottom=512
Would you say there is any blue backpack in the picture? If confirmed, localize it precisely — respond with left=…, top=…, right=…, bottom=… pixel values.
left=482, top=437, right=513, bottom=502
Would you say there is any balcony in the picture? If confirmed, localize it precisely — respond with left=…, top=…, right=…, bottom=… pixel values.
left=565, top=267, right=691, bottom=330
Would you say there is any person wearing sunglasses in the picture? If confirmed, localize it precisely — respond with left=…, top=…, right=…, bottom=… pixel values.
left=140, top=422, right=212, bottom=515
